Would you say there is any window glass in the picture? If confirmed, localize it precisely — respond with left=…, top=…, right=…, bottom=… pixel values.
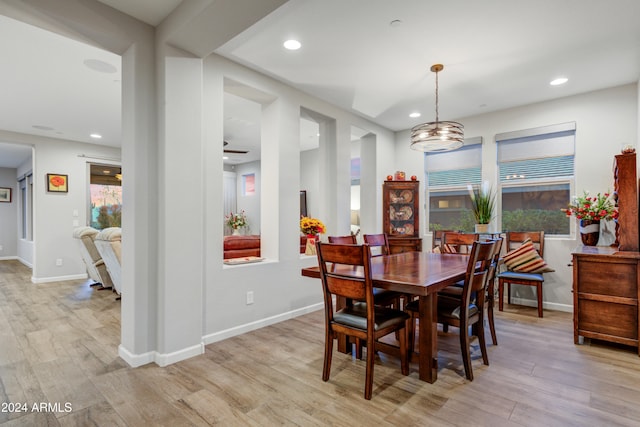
left=89, top=164, right=122, bottom=230
left=427, top=139, right=482, bottom=232
left=497, top=124, right=575, bottom=235
left=501, top=183, right=570, bottom=234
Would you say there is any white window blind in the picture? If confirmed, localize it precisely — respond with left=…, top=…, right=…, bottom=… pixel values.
left=497, top=123, right=575, bottom=182
left=426, top=137, right=482, bottom=187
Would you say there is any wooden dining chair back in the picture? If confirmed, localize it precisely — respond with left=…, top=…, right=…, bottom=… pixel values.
left=363, top=233, right=390, bottom=257
left=405, top=240, right=497, bottom=381
left=485, top=237, right=503, bottom=345
left=498, top=231, right=547, bottom=317
left=442, top=232, right=479, bottom=254
left=315, top=242, right=409, bottom=399
left=432, top=229, right=454, bottom=250
left=328, top=234, right=357, bottom=244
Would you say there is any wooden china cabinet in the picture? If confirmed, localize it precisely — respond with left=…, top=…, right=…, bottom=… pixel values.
left=572, top=152, right=640, bottom=355
left=382, top=180, right=422, bottom=254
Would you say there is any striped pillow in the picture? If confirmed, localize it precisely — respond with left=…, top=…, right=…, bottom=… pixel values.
left=503, top=239, right=554, bottom=273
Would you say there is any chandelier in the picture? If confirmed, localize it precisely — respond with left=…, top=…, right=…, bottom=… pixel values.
left=410, top=64, right=464, bottom=152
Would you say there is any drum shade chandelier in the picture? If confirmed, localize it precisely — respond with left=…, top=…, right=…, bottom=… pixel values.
left=410, top=64, right=464, bottom=152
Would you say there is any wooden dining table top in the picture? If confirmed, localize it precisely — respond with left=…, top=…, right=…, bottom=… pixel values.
left=301, top=251, right=469, bottom=295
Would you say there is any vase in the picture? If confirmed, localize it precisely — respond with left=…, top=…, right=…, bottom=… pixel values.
left=475, top=223, right=489, bottom=233
left=579, top=219, right=600, bottom=246
left=232, top=228, right=241, bottom=236
left=305, top=235, right=317, bottom=255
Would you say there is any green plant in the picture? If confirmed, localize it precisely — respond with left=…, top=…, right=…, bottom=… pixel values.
left=467, top=182, right=495, bottom=224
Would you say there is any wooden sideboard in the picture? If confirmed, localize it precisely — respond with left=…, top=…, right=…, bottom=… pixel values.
left=572, top=245, right=640, bottom=355
left=388, top=236, right=422, bottom=254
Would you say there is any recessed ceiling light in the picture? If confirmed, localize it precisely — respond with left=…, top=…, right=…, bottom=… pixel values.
left=550, top=77, right=568, bottom=86
left=283, top=39, right=301, bottom=50
left=223, top=156, right=229, bottom=160
left=409, top=112, right=421, bottom=118
left=90, top=133, right=102, bottom=139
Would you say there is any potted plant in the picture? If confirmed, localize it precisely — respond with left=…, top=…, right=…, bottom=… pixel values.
left=226, top=211, right=248, bottom=235
left=467, top=182, right=496, bottom=233
left=561, top=191, right=617, bottom=246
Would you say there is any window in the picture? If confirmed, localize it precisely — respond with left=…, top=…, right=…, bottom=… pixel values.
left=497, top=123, right=575, bottom=235
left=427, top=137, right=482, bottom=231
left=89, top=164, right=122, bottom=230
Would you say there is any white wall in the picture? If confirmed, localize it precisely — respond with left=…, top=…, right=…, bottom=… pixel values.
left=0, top=167, right=18, bottom=258
left=0, top=131, right=121, bottom=282
left=395, top=83, right=639, bottom=311
left=200, top=53, right=397, bottom=349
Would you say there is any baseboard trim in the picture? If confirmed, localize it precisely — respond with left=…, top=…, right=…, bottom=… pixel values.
left=202, top=302, right=324, bottom=346
left=155, top=343, right=205, bottom=367
left=118, top=345, right=155, bottom=368
left=18, top=258, right=32, bottom=269
left=0, top=256, right=18, bottom=261
left=509, top=296, right=573, bottom=313
left=31, top=273, right=88, bottom=284
left=118, top=303, right=324, bottom=368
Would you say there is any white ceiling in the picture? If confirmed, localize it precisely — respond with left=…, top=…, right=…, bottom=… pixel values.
left=1, top=0, right=639, bottom=168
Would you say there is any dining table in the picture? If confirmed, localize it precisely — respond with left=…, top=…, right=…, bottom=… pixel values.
left=301, top=250, right=469, bottom=383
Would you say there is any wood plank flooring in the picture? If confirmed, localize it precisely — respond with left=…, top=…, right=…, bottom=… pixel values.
left=1, top=259, right=640, bottom=426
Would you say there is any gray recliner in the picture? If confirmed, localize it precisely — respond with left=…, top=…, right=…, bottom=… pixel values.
left=94, top=227, right=122, bottom=296
left=72, top=226, right=114, bottom=289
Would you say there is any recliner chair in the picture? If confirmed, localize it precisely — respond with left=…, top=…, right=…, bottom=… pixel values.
left=94, top=227, right=122, bottom=296
left=72, top=226, right=113, bottom=289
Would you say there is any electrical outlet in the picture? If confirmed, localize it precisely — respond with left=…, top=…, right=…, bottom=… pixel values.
left=246, top=291, right=254, bottom=305
left=56, top=258, right=63, bottom=266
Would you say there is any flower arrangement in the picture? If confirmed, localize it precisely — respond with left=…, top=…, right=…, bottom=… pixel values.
left=467, top=182, right=496, bottom=224
left=300, top=216, right=326, bottom=236
left=562, top=191, right=618, bottom=221
left=226, top=211, right=248, bottom=229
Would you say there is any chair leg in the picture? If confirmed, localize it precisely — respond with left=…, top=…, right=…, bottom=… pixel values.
left=442, top=323, right=449, bottom=333
left=498, top=279, right=505, bottom=312
left=487, top=288, right=497, bottom=345
left=354, top=338, right=363, bottom=360
left=407, top=313, right=416, bottom=354
left=399, top=322, right=409, bottom=376
left=323, top=329, right=334, bottom=382
left=475, top=320, right=489, bottom=366
left=460, top=322, right=473, bottom=381
left=364, top=337, right=375, bottom=400
left=537, top=282, right=543, bottom=318
left=507, top=282, right=512, bottom=304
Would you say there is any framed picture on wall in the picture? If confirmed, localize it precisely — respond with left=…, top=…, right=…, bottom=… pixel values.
left=47, top=173, right=68, bottom=193
left=0, top=187, right=11, bottom=202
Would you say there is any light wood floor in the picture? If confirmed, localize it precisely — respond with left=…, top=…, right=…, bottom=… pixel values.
left=1, top=260, right=640, bottom=426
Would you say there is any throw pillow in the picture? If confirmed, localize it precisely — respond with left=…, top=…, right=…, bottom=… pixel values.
left=503, top=238, right=555, bottom=273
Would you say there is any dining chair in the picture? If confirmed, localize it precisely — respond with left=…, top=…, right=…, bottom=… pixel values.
left=432, top=229, right=454, bottom=251
left=315, top=241, right=409, bottom=399
left=442, top=232, right=479, bottom=254
left=405, top=240, right=497, bottom=381
left=498, top=231, right=548, bottom=317
left=362, top=233, right=390, bottom=257
left=328, top=235, right=357, bottom=244
left=438, top=237, right=503, bottom=345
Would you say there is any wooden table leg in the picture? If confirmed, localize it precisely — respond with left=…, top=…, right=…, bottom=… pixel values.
left=418, top=294, right=438, bottom=383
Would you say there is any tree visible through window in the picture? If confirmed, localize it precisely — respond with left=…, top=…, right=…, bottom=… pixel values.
left=89, top=164, right=122, bottom=230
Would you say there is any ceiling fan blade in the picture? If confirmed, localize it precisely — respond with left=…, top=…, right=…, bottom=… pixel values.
left=224, top=149, right=249, bottom=154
